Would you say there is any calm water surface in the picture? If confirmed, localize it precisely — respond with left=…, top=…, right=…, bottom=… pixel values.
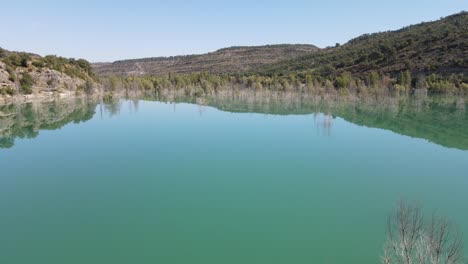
left=1, top=95, right=467, bottom=264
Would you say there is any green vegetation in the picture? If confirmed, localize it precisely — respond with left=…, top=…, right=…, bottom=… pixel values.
left=0, top=50, right=95, bottom=81
left=93, top=44, right=319, bottom=76
left=0, top=86, right=15, bottom=96
left=42, top=56, right=95, bottom=80
left=19, top=72, right=34, bottom=94
left=248, top=12, right=468, bottom=95
left=0, top=99, right=96, bottom=148
left=76, top=80, right=95, bottom=95
left=102, top=93, right=114, bottom=103
left=0, top=47, right=96, bottom=96
left=95, top=12, right=467, bottom=96
left=101, top=69, right=467, bottom=98
left=6, top=66, right=16, bottom=82
left=1, top=91, right=467, bottom=150
left=2, top=12, right=468, bottom=98
left=255, top=12, right=467, bottom=80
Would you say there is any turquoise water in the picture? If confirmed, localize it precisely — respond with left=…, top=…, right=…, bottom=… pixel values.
left=1, top=97, right=467, bottom=264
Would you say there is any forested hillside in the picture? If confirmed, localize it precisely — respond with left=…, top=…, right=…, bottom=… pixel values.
left=257, top=12, right=468, bottom=78
left=93, top=44, right=319, bottom=76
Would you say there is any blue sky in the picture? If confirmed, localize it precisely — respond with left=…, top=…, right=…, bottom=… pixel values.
left=0, top=0, right=465, bottom=62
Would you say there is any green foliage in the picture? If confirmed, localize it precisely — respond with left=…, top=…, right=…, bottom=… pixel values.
left=0, top=49, right=95, bottom=84
left=101, top=70, right=467, bottom=97
left=427, top=80, right=456, bottom=93
left=84, top=80, right=94, bottom=94
left=20, top=72, right=34, bottom=94
left=103, top=93, right=114, bottom=103
left=253, top=81, right=263, bottom=91
left=76, top=59, right=93, bottom=76
left=32, top=60, right=45, bottom=68
left=42, top=55, right=95, bottom=80
left=397, top=70, right=412, bottom=88
left=461, top=83, right=468, bottom=91
left=335, top=72, right=353, bottom=89
left=368, top=71, right=381, bottom=87
left=321, top=64, right=336, bottom=77
left=255, top=12, right=468, bottom=84
left=0, top=86, right=16, bottom=96
left=6, top=66, right=16, bottom=82
left=2, top=53, right=32, bottom=68
left=4, top=54, right=21, bottom=67
left=426, top=74, right=457, bottom=93
left=20, top=57, right=29, bottom=67
left=394, top=84, right=407, bottom=94
left=305, top=70, right=314, bottom=88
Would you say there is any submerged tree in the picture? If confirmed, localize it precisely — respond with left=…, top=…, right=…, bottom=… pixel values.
left=382, top=201, right=464, bottom=264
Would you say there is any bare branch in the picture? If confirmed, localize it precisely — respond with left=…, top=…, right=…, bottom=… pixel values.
left=382, top=201, right=464, bottom=264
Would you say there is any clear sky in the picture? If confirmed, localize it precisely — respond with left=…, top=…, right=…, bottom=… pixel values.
left=0, top=0, right=465, bottom=62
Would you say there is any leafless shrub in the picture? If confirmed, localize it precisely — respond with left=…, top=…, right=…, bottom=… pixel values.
left=383, top=201, right=464, bottom=264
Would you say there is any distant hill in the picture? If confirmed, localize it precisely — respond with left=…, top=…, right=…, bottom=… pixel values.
left=94, top=12, right=467, bottom=83
left=92, top=44, right=319, bottom=76
left=256, top=12, right=468, bottom=78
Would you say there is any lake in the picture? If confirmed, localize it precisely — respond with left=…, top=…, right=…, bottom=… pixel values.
left=1, top=92, right=467, bottom=264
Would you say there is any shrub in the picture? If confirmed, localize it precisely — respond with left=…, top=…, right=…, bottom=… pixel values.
left=335, top=72, right=353, bottom=89
left=397, top=70, right=412, bottom=88
left=369, top=71, right=381, bottom=87
left=20, top=72, right=34, bottom=94
left=6, top=67, right=16, bottom=82
left=20, top=57, right=28, bottom=67
left=427, top=80, right=456, bottom=93
left=253, top=81, right=263, bottom=92
left=76, top=59, right=93, bottom=75
left=194, top=87, right=205, bottom=97
left=84, top=80, right=94, bottom=94
left=0, top=86, right=16, bottom=96
left=32, top=60, right=45, bottom=68
left=103, top=93, right=114, bottom=103
left=394, top=84, right=409, bottom=95
left=461, top=83, right=468, bottom=91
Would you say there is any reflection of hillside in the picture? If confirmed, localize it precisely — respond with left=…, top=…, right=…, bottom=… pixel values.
left=332, top=100, right=468, bottom=150
left=0, top=98, right=98, bottom=148
left=1, top=91, right=466, bottom=151
left=151, top=91, right=468, bottom=150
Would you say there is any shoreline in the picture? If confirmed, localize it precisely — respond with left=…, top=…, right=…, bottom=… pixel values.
left=1, top=87, right=466, bottom=107
left=0, top=89, right=104, bottom=105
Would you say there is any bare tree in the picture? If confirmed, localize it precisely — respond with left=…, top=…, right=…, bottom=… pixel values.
left=427, top=214, right=463, bottom=264
left=383, top=201, right=464, bottom=264
left=383, top=201, right=426, bottom=264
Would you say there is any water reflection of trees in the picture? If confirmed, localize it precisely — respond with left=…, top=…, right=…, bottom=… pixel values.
left=147, top=91, right=467, bottom=150
left=1, top=91, right=467, bottom=150
left=101, top=98, right=121, bottom=117
left=313, top=113, right=333, bottom=137
left=0, top=98, right=98, bottom=148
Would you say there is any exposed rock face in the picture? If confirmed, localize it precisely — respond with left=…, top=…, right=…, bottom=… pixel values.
left=1, top=47, right=98, bottom=102
left=0, top=62, right=10, bottom=88
left=29, top=68, right=86, bottom=92
left=0, top=62, right=86, bottom=93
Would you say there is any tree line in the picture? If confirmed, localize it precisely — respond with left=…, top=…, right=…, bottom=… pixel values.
left=99, top=70, right=468, bottom=98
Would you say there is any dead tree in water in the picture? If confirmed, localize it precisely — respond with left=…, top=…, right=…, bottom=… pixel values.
left=383, top=201, right=464, bottom=264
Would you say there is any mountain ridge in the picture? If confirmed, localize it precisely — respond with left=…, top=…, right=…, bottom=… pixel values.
left=92, top=44, right=319, bottom=76
left=255, top=11, right=468, bottom=78
left=93, top=11, right=467, bottom=82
